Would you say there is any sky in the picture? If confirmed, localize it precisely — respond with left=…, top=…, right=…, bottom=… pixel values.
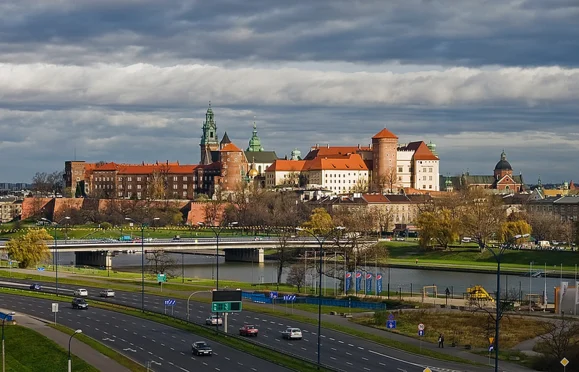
left=0, top=0, right=578, bottom=184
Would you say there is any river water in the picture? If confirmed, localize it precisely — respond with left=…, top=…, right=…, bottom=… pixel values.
left=55, top=251, right=577, bottom=303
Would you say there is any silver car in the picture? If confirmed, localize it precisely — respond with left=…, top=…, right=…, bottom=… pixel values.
left=205, top=315, right=223, bottom=325
left=99, top=289, right=115, bottom=297
left=282, top=327, right=302, bottom=340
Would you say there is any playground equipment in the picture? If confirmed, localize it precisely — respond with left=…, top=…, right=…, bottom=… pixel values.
left=466, top=285, right=495, bottom=303
left=422, top=285, right=438, bottom=298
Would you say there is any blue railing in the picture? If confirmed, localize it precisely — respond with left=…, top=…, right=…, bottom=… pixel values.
left=242, top=292, right=386, bottom=310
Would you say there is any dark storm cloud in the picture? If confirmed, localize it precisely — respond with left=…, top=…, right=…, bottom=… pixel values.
left=0, top=0, right=578, bottom=66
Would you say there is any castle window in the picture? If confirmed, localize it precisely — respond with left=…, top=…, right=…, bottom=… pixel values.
left=137, top=177, right=141, bottom=181
left=137, top=185, right=141, bottom=190
left=398, top=167, right=403, bottom=172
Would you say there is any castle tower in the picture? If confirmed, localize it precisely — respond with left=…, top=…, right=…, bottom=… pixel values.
left=200, top=103, right=219, bottom=165
left=219, top=143, right=247, bottom=192
left=493, top=150, right=513, bottom=180
left=371, top=128, right=399, bottom=192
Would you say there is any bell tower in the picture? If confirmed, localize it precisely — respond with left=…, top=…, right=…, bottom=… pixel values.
left=200, top=102, right=219, bottom=165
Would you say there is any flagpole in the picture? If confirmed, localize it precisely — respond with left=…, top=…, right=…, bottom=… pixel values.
left=375, top=254, right=378, bottom=296
left=544, top=262, right=547, bottom=312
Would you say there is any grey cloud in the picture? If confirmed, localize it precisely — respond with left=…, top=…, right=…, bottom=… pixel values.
left=0, top=1, right=577, bottom=66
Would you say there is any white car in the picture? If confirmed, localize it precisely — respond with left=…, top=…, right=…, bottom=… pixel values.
left=73, top=289, right=88, bottom=297
left=205, top=315, right=223, bottom=326
left=99, top=289, right=115, bottom=297
left=282, top=327, right=302, bottom=340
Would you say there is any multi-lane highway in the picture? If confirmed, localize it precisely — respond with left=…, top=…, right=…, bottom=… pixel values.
left=0, top=279, right=507, bottom=372
left=0, top=291, right=293, bottom=372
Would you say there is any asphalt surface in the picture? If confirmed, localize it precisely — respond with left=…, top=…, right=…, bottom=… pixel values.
left=0, top=291, right=293, bottom=372
left=0, top=278, right=499, bottom=372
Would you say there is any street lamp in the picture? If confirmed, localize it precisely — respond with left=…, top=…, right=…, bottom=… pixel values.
left=197, top=221, right=238, bottom=290
left=187, top=290, right=211, bottom=322
left=41, top=216, right=70, bottom=296
left=68, top=329, right=82, bottom=372
left=296, top=226, right=345, bottom=368
left=487, top=233, right=529, bottom=372
left=125, top=217, right=160, bottom=313
left=2, top=311, right=15, bottom=372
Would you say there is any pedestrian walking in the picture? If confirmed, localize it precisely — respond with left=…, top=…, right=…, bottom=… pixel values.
left=415, top=258, right=418, bottom=265
left=438, top=333, right=444, bottom=348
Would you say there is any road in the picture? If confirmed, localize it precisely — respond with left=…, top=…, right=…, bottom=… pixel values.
left=0, top=279, right=499, bottom=372
left=0, top=291, right=293, bottom=372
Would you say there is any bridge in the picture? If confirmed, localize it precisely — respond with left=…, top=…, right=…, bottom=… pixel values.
left=0, top=237, right=353, bottom=268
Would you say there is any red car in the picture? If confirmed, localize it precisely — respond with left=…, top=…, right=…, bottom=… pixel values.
left=239, top=324, right=258, bottom=337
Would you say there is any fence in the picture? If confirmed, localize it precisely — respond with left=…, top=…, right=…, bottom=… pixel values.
left=242, top=292, right=387, bottom=310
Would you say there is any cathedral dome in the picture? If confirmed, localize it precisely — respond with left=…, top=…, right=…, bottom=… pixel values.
left=248, top=167, right=259, bottom=177
left=494, top=150, right=512, bottom=171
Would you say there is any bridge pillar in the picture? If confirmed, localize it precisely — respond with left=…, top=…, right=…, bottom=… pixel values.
left=224, top=248, right=264, bottom=263
left=74, top=251, right=112, bottom=268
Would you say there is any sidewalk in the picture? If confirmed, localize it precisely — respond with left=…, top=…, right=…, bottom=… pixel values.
left=1, top=308, right=131, bottom=372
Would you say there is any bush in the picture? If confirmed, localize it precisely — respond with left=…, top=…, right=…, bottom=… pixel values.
left=100, top=222, right=112, bottom=230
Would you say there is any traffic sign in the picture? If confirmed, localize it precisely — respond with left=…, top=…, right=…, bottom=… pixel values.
left=423, top=368, right=432, bottom=372
left=211, top=301, right=242, bottom=312
left=270, top=291, right=278, bottom=299
left=561, top=358, right=569, bottom=367
left=164, top=299, right=176, bottom=306
left=283, top=295, right=296, bottom=301
left=386, top=320, right=396, bottom=329
left=157, top=273, right=167, bottom=283
left=418, top=323, right=425, bottom=331
left=51, top=303, right=59, bottom=313
left=489, top=337, right=495, bottom=345
left=388, top=313, right=395, bottom=321
left=418, top=330, right=425, bottom=336
left=37, top=267, right=45, bottom=271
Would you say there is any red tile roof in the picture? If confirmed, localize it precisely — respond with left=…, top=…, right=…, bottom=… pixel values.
left=304, top=154, right=369, bottom=171
left=372, top=128, right=398, bottom=139
left=221, top=143, right=242, bottom=152
left=266, top=160, right=306, bottom=172
left=362, top=194, right=389, bottom=203
left=399, top=141, right=439, bottom=160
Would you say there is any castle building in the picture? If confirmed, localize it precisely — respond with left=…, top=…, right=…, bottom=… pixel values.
left=440, top=150, right=524, bottom=193
left=265, top=128, right=440, bottom=193
left=200, top=103, right=219, bottom=165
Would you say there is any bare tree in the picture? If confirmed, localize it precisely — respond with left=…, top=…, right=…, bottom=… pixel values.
left=537, top=317, right=579, bottom=361
left=526, top=211, right=559, bottom=242
left=460, top=190, right=505, bottom=251
left=286, top=264, right=306, bottom=292
left=146, top=249, right=177, bottom=276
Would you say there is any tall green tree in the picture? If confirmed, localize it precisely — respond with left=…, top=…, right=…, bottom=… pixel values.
left=6, top=229, right=53, bottom=268
left=301, top=208, right=334, bottom=235
left=416, top=209, right=459, bottom=250
left=497, top=220, right=532, bottom=244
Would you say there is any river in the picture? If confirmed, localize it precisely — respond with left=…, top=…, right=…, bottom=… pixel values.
left=53, top=251, right=577, bottom=303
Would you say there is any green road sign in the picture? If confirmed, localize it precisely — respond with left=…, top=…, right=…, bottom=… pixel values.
left=211, top=301, right=242, bottom=312
left=157, top=273, right=167, bottom=283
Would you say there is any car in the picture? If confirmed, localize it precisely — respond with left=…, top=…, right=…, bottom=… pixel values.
left=72, top=297, right=89, bottom=310
left=191, top=341, right=212, bottom=356
left=282, top=327, right=302, bottom=340
left=73, top=289, right=88, bottom=297
left=99, top=289, right=115, bottom=297
left=205, top=315, right=223, bottom=326
left=29, top=283, right=42, bottom=291
left=239, top=324, right=258, bottom=337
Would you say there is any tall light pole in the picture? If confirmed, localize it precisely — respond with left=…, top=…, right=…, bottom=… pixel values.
left=187, top=290, right=211, bottom=322
left=296, top=226, right=345, bottom=368
left=68, top=329, right=82, bottom=372
left=2, top=311, right=15, bottom=372
left=487, top=233, right=529, bottom=372
left=125, top=217, right=159, bottom=313
left=198, top=221, right=238, bottom=290
left=41, top=216, right=70, bottom=296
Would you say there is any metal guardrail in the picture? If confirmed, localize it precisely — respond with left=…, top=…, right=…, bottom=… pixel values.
left=0, top=283, right=344, bottom=372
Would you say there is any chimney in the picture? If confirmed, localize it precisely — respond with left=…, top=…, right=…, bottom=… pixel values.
left=358, top=144, right=361, bottom=149
left=327, top=144, right=330, bottom=148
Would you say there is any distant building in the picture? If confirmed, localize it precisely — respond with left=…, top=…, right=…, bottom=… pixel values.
left=0, top=198, right=21, bottom=223
left=441, top=150, right=524, bottom=194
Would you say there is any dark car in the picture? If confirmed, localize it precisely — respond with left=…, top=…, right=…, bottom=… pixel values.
left=29, top=283, right=42, bottom=291
left=191, top=341, right=212, bottom=356
left=72, top=298, right=89, bottom=310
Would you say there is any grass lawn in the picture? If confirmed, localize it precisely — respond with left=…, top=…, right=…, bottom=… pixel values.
left=5, top=325, right=98, bottom=372
left=353, top=310, right=546, bottom=349
left=383, top=242, right=579, bottom=273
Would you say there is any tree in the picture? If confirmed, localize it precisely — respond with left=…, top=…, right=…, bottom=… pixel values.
left=416, top=209, right=459, bottom=250
left=536, top=316, right=579, bottom=363
left=286, top=264, right=306, bottom=292
left=31, top=172, right=49, bottom=196
left=6, top=229, right=53, bottom=268
left=301, top=208, right=334, bottom=235
left=146, top=249, right=177, bottom=276
left=460, top=190, right=505, bottom=251
left=497, top=220, right=532, bottom=243
left=557, top=220, right=575, bottom=249
left=525, top=211, right=559, bottom=242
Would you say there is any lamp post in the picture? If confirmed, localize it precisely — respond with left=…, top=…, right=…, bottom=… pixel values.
left=296, top=226, right=345, bottom=369
left=67, top=329, right=82, bottom=372
left=187, top=290, right=211, bottom=322
left=41, top=216, right=70, bottom=296
left=487, top=233, right=529, bottom=372
left=125, top=217, right=159, bottom=313
left=198, top=221, right=238, bottom=290
left=2, top=311, right=15, bottom=372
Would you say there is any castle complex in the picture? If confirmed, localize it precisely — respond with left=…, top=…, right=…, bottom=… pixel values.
left=63, top=104, right=510, bottom=199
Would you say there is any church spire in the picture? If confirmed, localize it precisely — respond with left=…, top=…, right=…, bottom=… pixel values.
left=200, top=102, right=219, bottom=165
left=246, top=118, right=264, bottom=152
